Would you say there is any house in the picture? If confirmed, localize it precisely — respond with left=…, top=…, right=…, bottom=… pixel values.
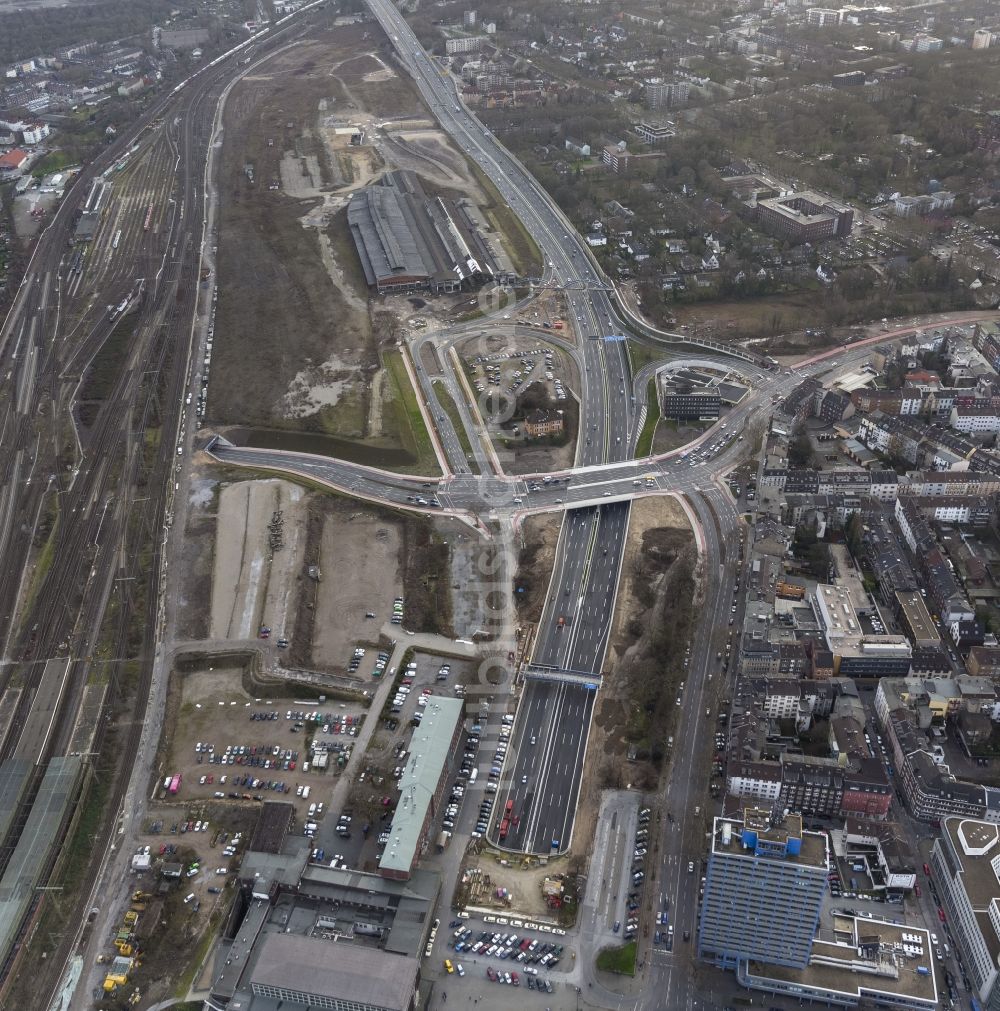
left=0, top=149, right=29, bottom=176
left=564, top=137, right=591, bottom=157
left=585, top=232, right=607, bottom=247
left=524, top=410, right=564, bottom=437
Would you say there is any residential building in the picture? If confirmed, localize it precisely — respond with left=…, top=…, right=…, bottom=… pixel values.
left=602, top=143, right=630, bottom=173
left=523, top=410, right=564, bottom=437
left=643, top=80, right=689, bottom=109
left=699, top=807, right=829, bottom=969
left=893, top=191, right=956, bottom=217
left=445, top=36, right=486, bottom=54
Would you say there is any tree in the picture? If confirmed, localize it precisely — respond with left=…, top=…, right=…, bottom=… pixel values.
left=789, top=422, right=814, bottom=468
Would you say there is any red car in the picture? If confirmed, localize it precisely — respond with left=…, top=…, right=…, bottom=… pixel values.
left=923, top=863, right=932, bottom=877
left=938, top=907, right=946, bottom=923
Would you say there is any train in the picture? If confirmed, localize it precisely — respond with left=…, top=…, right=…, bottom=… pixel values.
left=143, top=203, right=154, bottom=232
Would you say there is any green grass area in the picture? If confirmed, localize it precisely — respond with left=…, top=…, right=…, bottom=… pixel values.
left=384, top=349, right=440, bottom=474
left=635, top=378, right=659, bottom=458
left=314, top=383, right=368, bottom=439
left=468, top=160, right=542, bottom=277
left=596, top=941, right=637, bottom=976
left=627, top=340, right=669, bottom=374
left=434, top=381, right=480, bottom=474
left=31, top=150, right=77, bottom=178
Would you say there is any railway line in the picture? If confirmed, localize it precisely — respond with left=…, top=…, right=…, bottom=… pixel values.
left=0, top=9, right=321, bottom=999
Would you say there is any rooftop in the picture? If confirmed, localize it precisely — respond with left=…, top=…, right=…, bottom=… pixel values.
left=248, top=932, right=418, bottom=1010
left=943, top=817, right=1000, bottom=965
left=748, top=915, right=937, bottom=1007
left=712, top=809, right=829, bottom=871
left=379, top=696, right=463, bottom=877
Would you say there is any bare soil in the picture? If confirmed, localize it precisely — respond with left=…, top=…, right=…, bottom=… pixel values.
left=210, top=479, right=306, bottom=641
left=209, top=33, right=377, bottom=429
left=513, top=512, right=563, bottom=625
left=311, top=503, right=403, bottom=667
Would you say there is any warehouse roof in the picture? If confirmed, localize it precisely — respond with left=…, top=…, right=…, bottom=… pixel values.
left=249, top=932, right=417, bottom=1010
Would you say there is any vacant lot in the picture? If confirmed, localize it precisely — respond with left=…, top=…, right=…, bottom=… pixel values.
left=210, top=34, right=375, bottom=429
left=210, top=479, right=306, bottom=642
left=311, top=503, right=402, bottom=668
left=672, top=289, right=826, bottom=341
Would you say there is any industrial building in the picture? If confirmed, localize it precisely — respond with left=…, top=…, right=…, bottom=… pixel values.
left=205, top=802, right=441, bottom=1011
left=347, top=169, right=511, bottom=295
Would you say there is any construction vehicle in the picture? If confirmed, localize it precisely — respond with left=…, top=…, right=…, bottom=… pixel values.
left=132, top=890, right=151, bottom=902
left=123, top=910, right=139, bottom=926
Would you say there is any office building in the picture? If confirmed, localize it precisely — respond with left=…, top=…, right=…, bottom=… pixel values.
left=755, top=191, right=854, bottom=245
left=931, top=817, right=1000, bottom=1010
left=699, top=807, right=829, bottom=970
left=660, top=389, right=722, bottom=421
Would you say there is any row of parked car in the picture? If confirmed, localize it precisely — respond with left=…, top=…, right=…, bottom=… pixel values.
left=484, top=966, right=555, bottom=991
left=450, top=927, right=564, bottom=968
left=196, top=742, right=300, bottom=770
left=618, top=807, right=653, bottom=943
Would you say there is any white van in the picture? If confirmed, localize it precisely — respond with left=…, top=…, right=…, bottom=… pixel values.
left=308, top=803, right=316, bottom=818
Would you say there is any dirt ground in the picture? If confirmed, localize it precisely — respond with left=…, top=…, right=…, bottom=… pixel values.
left=671, top=290, right=826, bottom=340
left=651, top=419, right=710, bottom=455
left=459, top=854, right=568, bottom=920
left=513, top=512, right=563, bottom=625
left=210, top=479, right=306, bottom=641
left=209, top=22, right=527, bottom=444
left=569, top=496, right=693, bottom=865
left=312, top=505, right=402, bottom=666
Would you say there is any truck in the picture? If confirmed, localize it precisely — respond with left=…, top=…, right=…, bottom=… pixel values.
left=468, top=768, right=478, bottom=784
left=436, top=830, right=452, bottom=852
left=168, top=774, right=181, bottom=794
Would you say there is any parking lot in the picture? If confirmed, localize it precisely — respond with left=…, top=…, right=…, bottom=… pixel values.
left=469, top=346, right=569, bottom=405
left=309, top=649, right=477, bottom=871
left=163, top=664, right=369, bottom=824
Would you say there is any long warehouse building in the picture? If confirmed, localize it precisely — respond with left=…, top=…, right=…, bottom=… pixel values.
left=347, top=169, right=511, bottom=294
